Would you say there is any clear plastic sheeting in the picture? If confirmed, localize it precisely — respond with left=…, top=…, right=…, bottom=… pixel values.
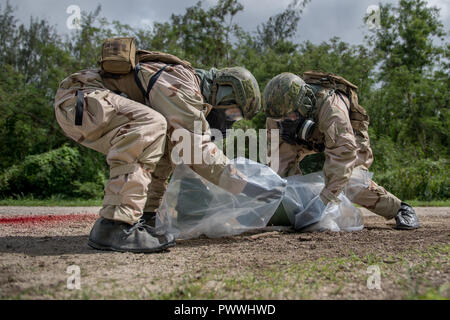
left=282, top=169, right=371, bottom=232
left=157, top=158, right=286, bottom=239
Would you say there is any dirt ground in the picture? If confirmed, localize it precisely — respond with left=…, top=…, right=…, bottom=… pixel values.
left=0, top=206, right=448, bottom=300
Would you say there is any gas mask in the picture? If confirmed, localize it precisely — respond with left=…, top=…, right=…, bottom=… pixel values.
left=207, top=85, right=243, bottom=138
left=278, top=111, right=316, bottom=146
left=206, top=108, right=237, bottom=138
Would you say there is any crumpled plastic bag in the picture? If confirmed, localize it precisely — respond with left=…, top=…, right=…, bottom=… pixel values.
left=156, top=158, right=286, bottom=239
left=282, top=169, right=371, bottom=232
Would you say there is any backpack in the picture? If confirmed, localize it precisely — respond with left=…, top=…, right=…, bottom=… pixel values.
left=302, top=71, right=370, bottom=133
left=100, top=37, right=195, bottom=101
left=100, top=37, right=137, bottom=74
left=100, top=37, right=194, bottom=75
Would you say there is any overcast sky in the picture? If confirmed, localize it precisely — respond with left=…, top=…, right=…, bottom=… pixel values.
left=3, top=0, right=449, bottom=45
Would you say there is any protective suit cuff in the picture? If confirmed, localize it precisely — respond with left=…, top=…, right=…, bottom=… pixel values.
left=320, top=188, right=341, bottom=205
left=110, top=163, right=141, bottom=178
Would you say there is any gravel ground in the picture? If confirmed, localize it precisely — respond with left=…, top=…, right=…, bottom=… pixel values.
left=0, top=206, right=448, bottom=217
left=0, top=206, right=448, bottom=299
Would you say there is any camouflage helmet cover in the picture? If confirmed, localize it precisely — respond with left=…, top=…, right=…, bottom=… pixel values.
left=263, top=73, right=317, bottom=118
left=212, top=67, right=261, bottom=120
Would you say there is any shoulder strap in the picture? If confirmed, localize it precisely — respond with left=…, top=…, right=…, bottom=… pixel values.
left=146, top=64, right=170, bottom=103
left=133, top=63, right=171, bottom=104
left=134, top=64, right=147, bottom=99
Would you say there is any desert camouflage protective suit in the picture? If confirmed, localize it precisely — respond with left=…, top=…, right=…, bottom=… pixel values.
left=266, top=75, right=402, bottom=220
left=54, top=63, right=250, bottom=225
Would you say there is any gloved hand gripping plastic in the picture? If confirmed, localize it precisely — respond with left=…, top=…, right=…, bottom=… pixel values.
left=282, top=169, right=370, bottom=232
left=157, top=158, right=286, bottom=239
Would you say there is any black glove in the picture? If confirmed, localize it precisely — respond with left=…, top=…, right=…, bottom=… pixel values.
left=241, top=181, right=285, bottom=203
left=395, top=202, right=420, bottom=230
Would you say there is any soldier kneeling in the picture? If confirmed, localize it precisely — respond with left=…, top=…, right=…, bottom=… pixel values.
left=263, top=72, right=419, bottom=230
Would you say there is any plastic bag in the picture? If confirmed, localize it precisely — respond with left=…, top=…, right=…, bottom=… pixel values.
left=282, top=169, right=370, bottom=232
left=157, top=158, right=286, bottom=239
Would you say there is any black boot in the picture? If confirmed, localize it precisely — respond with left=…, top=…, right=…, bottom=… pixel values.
left=395, top=202, right=420, bottom=230
left=88, top=218, right=175, bottom=253
left=142, top=212, right=156, bottom=227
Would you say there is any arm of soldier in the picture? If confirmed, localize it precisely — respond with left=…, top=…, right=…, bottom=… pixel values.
left=151, top=65, right=275, bottom=198
left=170, top=119, right=281, bottom=199
left=193, top=128, right=248, bottom=195
left=168, top=111, right=249, bottom=195
left=318, top=94, right=358, bottom=204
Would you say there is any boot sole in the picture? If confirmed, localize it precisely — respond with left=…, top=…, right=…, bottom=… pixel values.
left=88, top=239, right=176, bottom=254
left=394, top=225, right=420, bottom=230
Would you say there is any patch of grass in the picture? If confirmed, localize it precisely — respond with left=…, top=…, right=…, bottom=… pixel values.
left=0, top=196, right=102, bottom=207
left=0, top=197, right=448, bottom=208
left=407, top=285, right=450, bottom=300
left=151, top=246, right=450, bottom=300
left=405, top=199, right=450, bottom=207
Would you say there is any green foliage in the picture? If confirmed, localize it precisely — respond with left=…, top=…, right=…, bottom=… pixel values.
left=0, top=0, right=448, bottom=201
left=365, top=0, right=449, bottom=157
left=0, top=146, right=105, bottom=199
left=256, top=0, right=310, bottom=50
left=375, top=158, right=449, bottom=201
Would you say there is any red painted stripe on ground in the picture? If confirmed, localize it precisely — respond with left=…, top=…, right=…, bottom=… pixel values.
left=0, top=213, right=97, bottom=225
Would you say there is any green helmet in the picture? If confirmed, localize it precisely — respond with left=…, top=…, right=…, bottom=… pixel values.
left=212, top=67, right=261, bottom=120
left=263, top=73, right=317, bottom=118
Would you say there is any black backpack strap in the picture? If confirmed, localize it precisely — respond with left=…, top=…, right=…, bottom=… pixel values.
left=146, top=64, right=170, bottom=103
left=134, top=63, right=171, bottom=104
left=134, top=63, right=147, bottom=99
left=75, top=90, right=84, bottom=126
left=336, top=91, right=350, bottom=110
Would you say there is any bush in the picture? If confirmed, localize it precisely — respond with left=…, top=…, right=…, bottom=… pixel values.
left=0, top=145, right=106, bottom=199
left=373, top=158, right=450, bottom=201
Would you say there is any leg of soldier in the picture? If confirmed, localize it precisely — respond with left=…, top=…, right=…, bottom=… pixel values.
left=98, top=93, right=168, bottom=225
left=55, top=89, right=167, bottom=225
left=347, top=133, right=402, bottom=220
left=143, top=139, right=174, bottom=214
left=347, top=168, right=402, bottom=219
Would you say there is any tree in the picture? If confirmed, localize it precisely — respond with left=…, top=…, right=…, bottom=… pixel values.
left=151, top=0, right=244, bottom=68
left=256, top=0, right=310, bottom=50
left=366, top=0, right=449, bottom=157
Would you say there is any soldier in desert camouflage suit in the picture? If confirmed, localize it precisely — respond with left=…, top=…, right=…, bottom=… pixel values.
left=54, top=50, right=276, bottom=253
left=263, top=72, right=419, bottom=230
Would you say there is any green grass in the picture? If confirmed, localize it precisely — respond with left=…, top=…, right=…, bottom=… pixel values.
left=0, top=197, right=447, bottom=207
left=407, top=286, right=449, bottom=300
left=406, top=199, right=450, bottom=207
left=0, top=196, right=102, bottom=207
